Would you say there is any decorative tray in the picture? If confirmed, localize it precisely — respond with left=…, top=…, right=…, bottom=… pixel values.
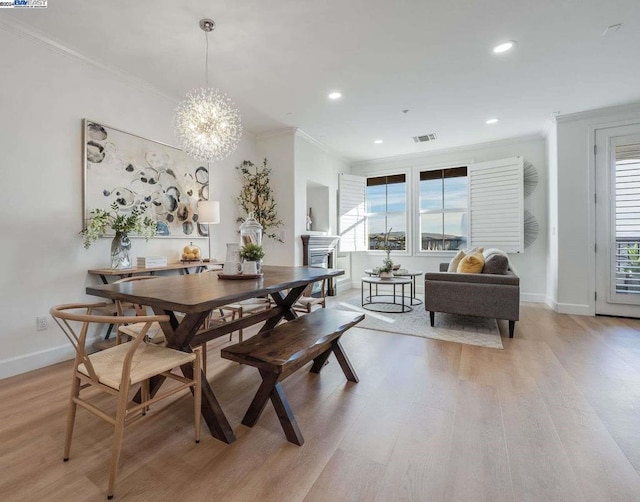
left=180, top=259, right=203, bottom=263
left=217, top=273, right=263, bottom=280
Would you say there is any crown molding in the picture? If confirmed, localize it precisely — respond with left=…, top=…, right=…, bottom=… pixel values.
left=255, top=127, right=298, bottom=141
left=294, top=129, right=352, bottom=165
left=0, top=18, right=177, bottom=104
left=352, top=133, right=545, bottom=168
left=555, top=101, right=640, bottom=124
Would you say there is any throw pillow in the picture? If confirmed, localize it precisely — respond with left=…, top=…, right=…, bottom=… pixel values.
left=482, top=254, right=509, bottom=274
left=447, top=249, right=466, bottom=272
left=482, top=248, right=508, bottom=261
left=457, top=252, right=485, bottom=273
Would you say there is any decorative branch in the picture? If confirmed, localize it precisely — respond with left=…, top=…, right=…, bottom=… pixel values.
left=236, top=158, right=284, bottom=242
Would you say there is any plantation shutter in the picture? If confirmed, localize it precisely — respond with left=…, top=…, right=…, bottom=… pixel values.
left=614, top=142, right=640, bottom=294
left=339, top=173, right=367, bottom=252
left=468, top=157, right=524, bottom=253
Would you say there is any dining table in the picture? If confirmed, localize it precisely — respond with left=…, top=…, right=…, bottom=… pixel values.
left=86, top=265, right=344, bottom=444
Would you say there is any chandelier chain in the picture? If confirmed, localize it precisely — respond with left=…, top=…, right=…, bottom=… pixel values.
left=204, top=29, right=209, bottom=87
left=174, top=17, right=242, bottom=162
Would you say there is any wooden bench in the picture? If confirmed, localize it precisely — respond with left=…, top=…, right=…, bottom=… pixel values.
left=221, top=308, right=364, bottom=445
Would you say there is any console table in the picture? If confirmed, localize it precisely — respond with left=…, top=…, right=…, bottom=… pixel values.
left=88, top=261, right=221, bottom=284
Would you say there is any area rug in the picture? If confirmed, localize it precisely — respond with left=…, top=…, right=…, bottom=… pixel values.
left=327, top=291, right=503, bottom=349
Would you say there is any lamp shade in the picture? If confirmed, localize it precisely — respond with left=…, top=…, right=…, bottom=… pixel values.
left=198, top=200, right=220, bottom=224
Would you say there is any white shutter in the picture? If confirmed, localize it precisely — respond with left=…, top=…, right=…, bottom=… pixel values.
left=468, top=157, right=524, bottom=253
left=339, top=173, right=366, bottom=252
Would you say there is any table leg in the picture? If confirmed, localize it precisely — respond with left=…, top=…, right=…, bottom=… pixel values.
left=181, top=362, right=236, bottom=444
left=402, top=283, right=405, bottom=312
left=263, top=286, right=305, bottom=332
left=153, top=308, right=237, bottom=444
left=410, top=278, right=414, bottom=303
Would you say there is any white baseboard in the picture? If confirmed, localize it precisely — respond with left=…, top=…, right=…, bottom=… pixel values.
left=545, top=297, right=592, bottom=315
left=545, top=296, right=558, bottom=311
left=521, top=293, right=546, bottom=303
left=0, top=344, right=74, bottom=379
left=0, top=334, right=102, bottom=380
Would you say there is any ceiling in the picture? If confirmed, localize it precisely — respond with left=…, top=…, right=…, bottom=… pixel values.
left=4, top=0, right=640, bottom=161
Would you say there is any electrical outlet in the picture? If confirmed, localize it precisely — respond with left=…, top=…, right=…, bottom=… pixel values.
left=36, top=316, right=48, bottom=331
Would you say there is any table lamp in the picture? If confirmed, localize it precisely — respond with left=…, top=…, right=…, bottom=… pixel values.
left=197, top=200, right=220, bottom=262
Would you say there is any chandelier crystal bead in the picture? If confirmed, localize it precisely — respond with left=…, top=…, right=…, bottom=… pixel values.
left=174, top=87, right=242, bottom=162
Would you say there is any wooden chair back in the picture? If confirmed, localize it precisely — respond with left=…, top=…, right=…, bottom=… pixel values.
left=50, top=302, right=169, bottom=384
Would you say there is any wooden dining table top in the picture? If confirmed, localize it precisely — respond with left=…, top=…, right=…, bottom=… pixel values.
left=86, top=265, right=344, bottom=313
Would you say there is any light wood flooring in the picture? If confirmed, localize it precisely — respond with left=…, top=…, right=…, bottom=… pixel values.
left=3, top=299, right=640, bottom=501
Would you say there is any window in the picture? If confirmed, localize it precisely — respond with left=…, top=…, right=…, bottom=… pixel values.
left=366, top=174, right=407, bottom=251
left=419, top=167, right=468, bottom=251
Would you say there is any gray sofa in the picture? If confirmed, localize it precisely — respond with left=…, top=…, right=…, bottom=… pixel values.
left=424, top=263, right=520, bottom=338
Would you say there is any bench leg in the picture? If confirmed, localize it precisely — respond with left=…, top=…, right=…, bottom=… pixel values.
left=309, top=349, right=332, bottom=374
left=332, top=339, right=359, bottom=383
left=242, top=371, right=279, bottom=428
left=242, top=370, right=304, bottom=446
left=270, top=381, right=304, bottom=446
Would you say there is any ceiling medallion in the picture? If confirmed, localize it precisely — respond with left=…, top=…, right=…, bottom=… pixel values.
left=174, top=18, right=242, bottom=162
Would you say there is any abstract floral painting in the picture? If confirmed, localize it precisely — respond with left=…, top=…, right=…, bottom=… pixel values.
left=83, top=119, right=209, bottom=238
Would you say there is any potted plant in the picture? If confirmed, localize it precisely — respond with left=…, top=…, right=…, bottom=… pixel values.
left=82, top=202, right=157, bottom=269
left=377, top=256, right=394, bottom=279
left=239, top=242, right=265, bottom=275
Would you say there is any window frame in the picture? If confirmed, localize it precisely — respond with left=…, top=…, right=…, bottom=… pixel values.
left=413, top=162, right=471, bottom=256
left=414, top=162, right=470, bottom=256
left=364, top=169, right=411, bottom=256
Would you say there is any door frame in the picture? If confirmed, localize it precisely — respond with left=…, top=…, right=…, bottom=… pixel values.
left=589, top=118, right=640, bottom=316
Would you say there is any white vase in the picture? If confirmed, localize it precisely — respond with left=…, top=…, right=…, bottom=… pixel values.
left=379, top=271, right=393, bottom=279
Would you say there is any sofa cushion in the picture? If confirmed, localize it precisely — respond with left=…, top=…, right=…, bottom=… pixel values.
left=482, top=254, right=509, bottom=274
left=447, top=249, right=466, bottom=272
left=457, top=252, right=485, bottom=273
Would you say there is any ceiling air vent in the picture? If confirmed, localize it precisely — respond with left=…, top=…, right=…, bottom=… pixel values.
left=413, top=133, right=437, bottom=143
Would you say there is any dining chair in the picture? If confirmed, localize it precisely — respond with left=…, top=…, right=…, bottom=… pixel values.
left=201, top=269, right=271, bottom=342
left=112, top=275, right=234, bottom=374
left=292, top=278, right=327, bottom=314
left=113, top=276, right=166, bottom=345
left=220, top=298, right=272, bottom=342
left=50, top=302, right=202, bottom=500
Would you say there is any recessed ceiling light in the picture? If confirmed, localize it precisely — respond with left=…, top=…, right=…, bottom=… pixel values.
left=492, top=41, right=516, bottom=54
left=374, top=139, right=383, bottom=144
left=328, top=91, right=342, bottom=100
left=485, top=118, right=499, bottom=124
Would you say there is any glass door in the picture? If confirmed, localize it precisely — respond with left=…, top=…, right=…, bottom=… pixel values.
left=595, top=125, right=640, bottom=316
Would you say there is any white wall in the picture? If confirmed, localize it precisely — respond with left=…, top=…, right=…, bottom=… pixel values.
left=0, top=26, right=256, bottom=378
left=255, top=130, right=296, bottom=265
left=552, top=102, right=640, bottom=314
left=256, top=130, right=351, bottom=281
left=546, top=122, right=559, bottom=308
left=294, top=132, right=352, bottom=287
left=350, top=136, right=548, bottom=300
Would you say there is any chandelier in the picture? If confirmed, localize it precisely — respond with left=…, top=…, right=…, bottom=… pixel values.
left=174, top=19, right=242, bottom=162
